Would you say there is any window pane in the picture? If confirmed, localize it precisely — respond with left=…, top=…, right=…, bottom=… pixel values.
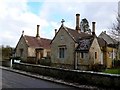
left=59, top=48, right=65, bottom=58
left=20, top=49, right=23, bottom=57
left=95, top=52, right=97, bottom=59
left=81, top=52, right=84, bottom=58
left=62, top=48, right=64, bottom=58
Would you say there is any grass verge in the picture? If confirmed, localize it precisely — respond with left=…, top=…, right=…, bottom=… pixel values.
left=103, top=68, right=120, bottom=74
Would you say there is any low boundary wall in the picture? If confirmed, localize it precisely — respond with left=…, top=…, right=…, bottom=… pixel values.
left=13, top=63, right=120, bottom=89
left=0, top=60, right=11, bottom=67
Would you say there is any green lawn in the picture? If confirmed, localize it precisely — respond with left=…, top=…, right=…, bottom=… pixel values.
left=103, top=68, right=120, bottom=74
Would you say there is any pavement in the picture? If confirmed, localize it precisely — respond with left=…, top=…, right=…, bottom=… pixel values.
left=0, top=66, right=103, bottom=89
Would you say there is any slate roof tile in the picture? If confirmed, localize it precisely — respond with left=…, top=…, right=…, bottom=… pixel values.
left=24, top=35, right=51, bottom=49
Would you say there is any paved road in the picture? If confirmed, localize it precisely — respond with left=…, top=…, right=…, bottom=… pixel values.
left=1, top=69, right=78, bottom=89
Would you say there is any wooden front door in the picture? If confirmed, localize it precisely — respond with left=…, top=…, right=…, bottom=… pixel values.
left=36, top=49, right=43, bottom=64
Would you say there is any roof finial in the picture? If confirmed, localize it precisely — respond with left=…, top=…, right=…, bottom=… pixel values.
left=22, top=30, right=24, bottom=35
left=61, top=19, right=65, bottom=26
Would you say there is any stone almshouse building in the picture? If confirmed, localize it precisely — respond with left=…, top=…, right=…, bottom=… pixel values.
left=15, top=13, right=118, bottom=70
left=98, top=31, right=118, bottom=68
left=51, top=14, right=118, bottom=70
left=15, top=25, right=51, bottom=64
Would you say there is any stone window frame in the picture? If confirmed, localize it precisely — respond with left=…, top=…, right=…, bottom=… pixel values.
left=19, top=48, right=23, bottom=57
left=80, top=52, right=88, bottom=59
left=81, top=52, right=84, bottom=58
left=95, top=52, right=97, bottom=59
left=58, top=45, right=66, bottom=59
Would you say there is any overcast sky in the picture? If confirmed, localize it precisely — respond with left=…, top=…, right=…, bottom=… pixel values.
left=0, top=0, right=119, bottom=47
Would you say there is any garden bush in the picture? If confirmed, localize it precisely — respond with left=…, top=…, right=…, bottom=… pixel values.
left=113, top=60, right=120, bottom=68
left=91, top=63, right=106, bottom=72
left=38, top=58, right=51, bottom=66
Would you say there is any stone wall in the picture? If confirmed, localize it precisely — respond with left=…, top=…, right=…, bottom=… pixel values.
left=0, top=60, right=11, bottom=67
left=89, top=37, right=102, bottom=64
left=13, top=62, right=120, bottom=89
left=16, top=35, right=28, bottom=61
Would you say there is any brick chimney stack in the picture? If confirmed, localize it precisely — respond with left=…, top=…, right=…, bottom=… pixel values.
left=76, top=14, right=80, bottom=33
left=92, top=22, right=96, bottom=35
left=36, top=25, right=40, bottom=39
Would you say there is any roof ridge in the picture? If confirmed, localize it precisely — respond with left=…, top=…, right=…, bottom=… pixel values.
left=63, top=25, right=93, bottom=43
left=24, top=34, right=51, bottom=49
left=24, top=35, right=51, bottom=41
left=24, top=35, right=35, bottom=38
left=40, top=37, right=51, bottom=40
left=65, top=26, right=75, bottom=30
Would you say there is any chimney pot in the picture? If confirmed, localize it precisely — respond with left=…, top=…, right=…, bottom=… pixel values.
left=76, top=13, right=80, bottom=33
left=92, top=22, right=96, bottom=35
left=76, top=14, right=80, bottom=16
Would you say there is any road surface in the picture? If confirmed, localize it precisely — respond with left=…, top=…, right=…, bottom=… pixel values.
left=1, top=69, right=78, bottom=89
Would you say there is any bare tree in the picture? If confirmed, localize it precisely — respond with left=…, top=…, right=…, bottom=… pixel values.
left=111, top=14, right=120, bottom=41
left=111, top=14, right=120, bottom=60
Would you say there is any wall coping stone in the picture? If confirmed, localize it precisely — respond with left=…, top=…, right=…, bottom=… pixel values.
left=18, top=62, right=120, bottom=77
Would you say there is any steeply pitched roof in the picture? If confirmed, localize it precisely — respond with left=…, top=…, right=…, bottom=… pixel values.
left=64, top=26, right=93, bottom=42
left=51, top=25, right=93, bottom=44
left=75, top=36, right=94, bottom=52
left=97, top=37, right=106, bottom=47
left=98, top=31, right=117, bottom=45
left=24, top=35, right=51, bottom=49
left=51, top=25, right=97, bottom=52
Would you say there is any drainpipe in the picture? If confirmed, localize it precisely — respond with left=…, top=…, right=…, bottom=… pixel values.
left=74, top=51, right=78, bottom=70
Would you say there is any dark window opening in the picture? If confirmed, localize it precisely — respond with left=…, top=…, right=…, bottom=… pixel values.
left=95, top=52, right=97, bottom=59
left=20, top=49, right=23, bottom=57
left=59, top=48, right=65, bottom=58
left=81, top=52, right=84, bottom=58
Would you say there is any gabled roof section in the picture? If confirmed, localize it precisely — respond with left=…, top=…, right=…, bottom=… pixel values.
left=98, top=31, right=117, bottom=45
left=97, top=37, right=106, bottom=47
left=51, top=25, right=93, bottom=44
left=15, top=34, right=27, bottom=51
left=75, top=36, right=94, bottom=52
left=24, top=35, right=51, bottom=49
left=66, top=27, right=92, bottom=42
